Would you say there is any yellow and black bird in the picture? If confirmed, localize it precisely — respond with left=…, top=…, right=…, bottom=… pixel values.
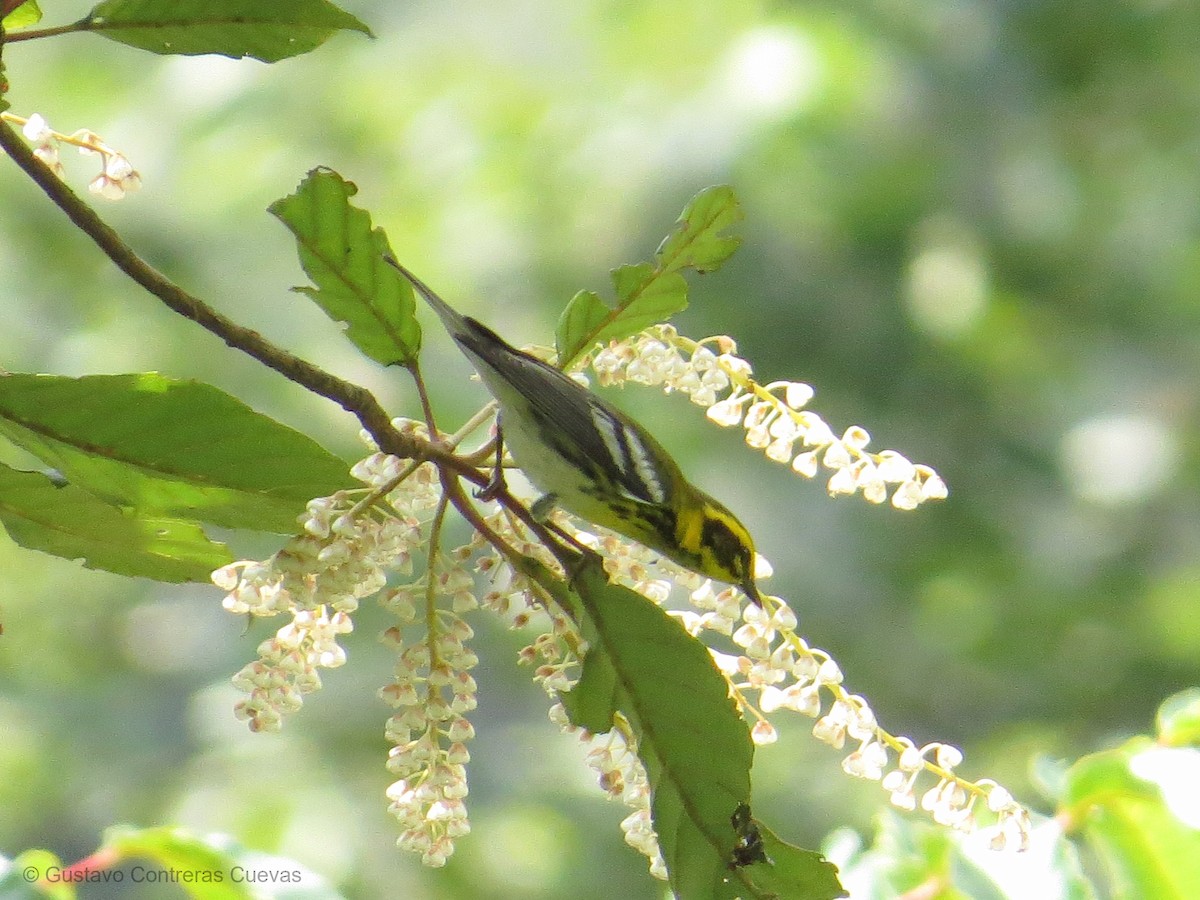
left=388, top=258, right=762, bottom=606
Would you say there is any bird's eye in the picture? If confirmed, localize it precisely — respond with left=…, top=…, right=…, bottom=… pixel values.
left=701, top=518, right=745, bottom=576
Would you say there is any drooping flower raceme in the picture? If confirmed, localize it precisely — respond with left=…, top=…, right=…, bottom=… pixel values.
left=212, top=424, right=440, bottom=732
left=379, top=566, right=479, bottom=867
left=589, top=325, right=947, bottom=510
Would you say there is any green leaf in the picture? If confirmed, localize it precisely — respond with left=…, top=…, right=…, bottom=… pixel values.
left=1157, top=689, right=1200, bottom=748
left=2, top=0, right=42, bottom=30
left=555, top=186, right=742, bottom=368
left=732, top=821, right=846, bottom=900
left=510, top=556, right=843, bottom=897
left=102, top=826, right=345, bottom=899
left=555, top=267, right=689, bottom=369
left=0, top=464, right=233, bottom=582
left=946, top=849, right=1010, bottom=900
left=0, top=849, right=73, bottom=899
left=270, top=168, right=421, bottom=367
left=655, top=185, right=744, bottom=276
left=559, top=562, right=836, bottom=899
left=81, top=0, right=370, bottom=62
left=0, top=373, right=353, bottom=533
left=612, top=263, right=689, bottom=314
left=554, top=291, right=611, bottom=366
left=1061, top=738, right=1200, bottom=899
left=564, top=569, right=748, bottom=897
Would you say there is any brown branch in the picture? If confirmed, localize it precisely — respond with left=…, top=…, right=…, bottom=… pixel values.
left=0, top=118, right=592, bottom=595
left=0, top=117, right=427, bottom=461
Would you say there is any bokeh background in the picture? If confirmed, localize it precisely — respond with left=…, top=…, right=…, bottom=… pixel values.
left=2, top=0, right=1199, bottom=896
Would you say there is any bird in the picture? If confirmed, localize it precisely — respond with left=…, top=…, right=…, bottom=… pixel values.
left=385, top=256, right=762, bottom=607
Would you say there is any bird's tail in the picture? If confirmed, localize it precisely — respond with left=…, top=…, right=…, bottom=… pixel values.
left=383, top=254, right=526, bottom=388
left=382, top=254, right=468, bottom=341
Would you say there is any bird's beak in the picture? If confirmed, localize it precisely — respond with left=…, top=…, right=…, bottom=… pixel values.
left=742, top=578, right=764, bottom=608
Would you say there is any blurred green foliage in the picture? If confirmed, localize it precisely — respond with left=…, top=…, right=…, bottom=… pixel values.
left=2, top=0, right=1199, bottom=897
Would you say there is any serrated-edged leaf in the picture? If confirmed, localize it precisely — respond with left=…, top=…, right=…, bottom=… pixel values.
left=82, top=0, right=370, bottom=62
left=555, top=267, right=688, bottom=368
left=554, top=187, right=742, bottom=369
left=0, top=373, right=353, bottom=533
left=1061, top=739, right=1200, bottom=899
left=270, top=167, right=420, bottom=366
left=1, top=849, right=72, bottom=900
left=102, top=826, right=345, bottom=899
left=946, top=848, right=1009, bottom=900
left=560, top=563, right=756, bottom=899
left=555, top=291, right=609, bottom=369
left=954, top=817, right=1098, bottom=900
left=1157, top=689, right=1200, bottom=748
left=0, top=464, right=232, bottom=582
left=656, top=185, right=744, bottom=275
left=2, top=0, right=42, bottom=30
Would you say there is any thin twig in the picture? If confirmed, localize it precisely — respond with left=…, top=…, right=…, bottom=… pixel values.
left=0, top=118, right=427, bottom=462
left=2, top=11, right=92, bottom=43
left=2, top=22, right=82, bottom=41
left=407, top=361, right=439, bottom=436
left=442, top=477, right=521, bottom=569
left=0, top=115, right=589, bottom=595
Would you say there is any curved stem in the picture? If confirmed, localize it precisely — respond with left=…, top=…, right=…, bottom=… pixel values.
left=424, top=493, right=450, bottom=669
left=1, top=11, right=89, bottom=41
left=406, top=361, right=439, bottom=436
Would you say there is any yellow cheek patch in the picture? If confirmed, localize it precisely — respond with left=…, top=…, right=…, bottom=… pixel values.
left=678, top=509, right=705, bottom=556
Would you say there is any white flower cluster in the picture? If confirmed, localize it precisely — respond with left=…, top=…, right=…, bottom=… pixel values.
left=224, top=607, right=352, bottom=733
left=587, top=326, right=947, bottom=510
left=210, top=416, right=489, bottom=863
left=379, top=581, right=479, bottom=868
left=878, top=745, right=1031, bottom=851
left=211, top=439, right=439, bottom=732
left=463, top=513, right=674, bottom=879
left=5, top=111, right=142, bottom=199
left=530, top=511, right=1031, bottom=851
left=590, top=325, right=734, bottom=407
left=555, top=704, right=669, bottom=882
left=703, top=592, right=1031, bottom=849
